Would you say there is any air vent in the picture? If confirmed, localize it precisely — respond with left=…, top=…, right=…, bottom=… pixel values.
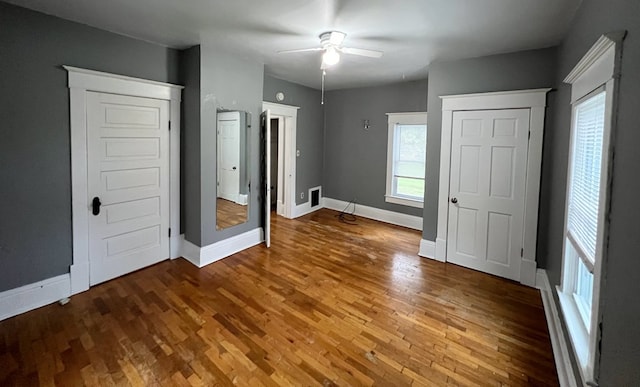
left=310, top=188, right=321, bottom=208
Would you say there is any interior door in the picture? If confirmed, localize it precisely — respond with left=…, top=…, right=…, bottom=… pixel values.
left=260, top=110, right=271, bottom=247
left=217, top=112, right=241, bottom=203
left=447, top=109, right=530, bottom=281
left=87, top=92, right=170, bottom=285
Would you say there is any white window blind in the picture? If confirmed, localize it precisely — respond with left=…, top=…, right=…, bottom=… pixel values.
left=567, top=91, right=606, bottom=264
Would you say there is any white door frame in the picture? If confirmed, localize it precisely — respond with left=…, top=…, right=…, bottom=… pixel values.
left=436, top=88, right=550, bottom=286
left=65, top=66, right=183, bottom=295
left=262, top=101, right=299, bottom=219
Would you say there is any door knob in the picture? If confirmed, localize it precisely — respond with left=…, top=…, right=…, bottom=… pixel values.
left=450, top=197, right=458, bottom=204
left=232, top=166, right=237, bottom=170
left=92, top=197, right=101, bottom=215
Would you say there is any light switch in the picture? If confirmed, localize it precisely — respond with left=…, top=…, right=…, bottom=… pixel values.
left=296, top=150, right=300, bottom=157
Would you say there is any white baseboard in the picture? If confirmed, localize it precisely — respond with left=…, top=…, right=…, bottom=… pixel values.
left=418, top=239, right=436, bottom=259
left=323, top=197, right=423, bottom=231
left=179, top=228, right=264, bottom=268
left=0, top=274, right=71, bottom=321
left=536, top=269, right=578, bottom=387
left=69, top=262, right=89, bottom=295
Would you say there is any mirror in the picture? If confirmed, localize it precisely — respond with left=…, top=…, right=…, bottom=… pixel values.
left=216, top=110, right=250, bottom=230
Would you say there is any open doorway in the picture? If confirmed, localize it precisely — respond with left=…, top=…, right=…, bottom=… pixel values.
left=262, top=102, right=299, bottom=221
left=270, top=117, right=280, bottom=212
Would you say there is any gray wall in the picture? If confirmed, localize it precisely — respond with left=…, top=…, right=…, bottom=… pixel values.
left=422, top=48, right=557, bottom=241
left=323, top=81, right=428, bottom=217
left=180, top=45, right=201, bottom=244
left=545, top=0, right=640, bottom=383
left=0, top=2, right=181, bottom=292
left=263, top=75, right=324, bottom=205
left=199, top=42, right=264, bottom=246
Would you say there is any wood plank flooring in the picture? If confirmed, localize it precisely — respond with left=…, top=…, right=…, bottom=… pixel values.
left=0, top=209, right=558, bottom=386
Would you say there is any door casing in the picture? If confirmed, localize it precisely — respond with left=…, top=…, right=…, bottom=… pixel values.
left=65, top=66, right=182, bottom=295
left=436, top=89, right=550, bottom=286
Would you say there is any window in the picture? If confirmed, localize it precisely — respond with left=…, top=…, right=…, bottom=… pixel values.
left=558, top=33, right=621, bottom=385
left=385, top=112, right=427, bottom=208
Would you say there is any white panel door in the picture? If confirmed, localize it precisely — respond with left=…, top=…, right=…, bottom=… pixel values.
left=217, top=112, right=240, bottom=203
left=87, top=92, right=170, bottom=285
left=447, top=109, right=529, bottom=281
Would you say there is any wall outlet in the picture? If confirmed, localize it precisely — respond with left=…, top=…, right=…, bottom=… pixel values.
left=300, top=192, right=304, bottom=199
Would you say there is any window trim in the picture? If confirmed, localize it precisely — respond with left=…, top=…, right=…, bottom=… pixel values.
left=557, top=32, right=624, bottom=385
left=385, top=112, right=427, bottom=209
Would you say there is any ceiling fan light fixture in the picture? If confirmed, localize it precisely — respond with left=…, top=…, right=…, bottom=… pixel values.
left=322, top=46, right=340, bottom=66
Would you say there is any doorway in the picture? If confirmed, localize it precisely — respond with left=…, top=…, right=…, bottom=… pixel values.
left=261, top=102, right=299, bottom=219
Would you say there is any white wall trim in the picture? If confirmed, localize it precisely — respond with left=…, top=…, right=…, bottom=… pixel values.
left=65, top=66, right=182, bottom=295
left=436, top=89, right=551, bottom=285
left=418, top=239, right=436, bottom=260
left=263, top=101, right=299, bottom=219
left=0, top=274, right=71, bottom=322
left=323, top=198, right=422, bottom=231
left=564, top=31, right=626, bottom=103
left=536, top=269, right=579, bottom=387
left=179, top=228, right=263, bottom=268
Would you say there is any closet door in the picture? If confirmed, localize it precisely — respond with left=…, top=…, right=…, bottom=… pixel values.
left=447, top=109, right=530, bottom=281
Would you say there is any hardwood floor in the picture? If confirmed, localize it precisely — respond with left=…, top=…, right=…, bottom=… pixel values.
left=0, top=209, right=558, bottom=386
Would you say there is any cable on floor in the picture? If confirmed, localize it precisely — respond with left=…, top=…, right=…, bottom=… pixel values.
left=336, top=200, right=357, bottom=225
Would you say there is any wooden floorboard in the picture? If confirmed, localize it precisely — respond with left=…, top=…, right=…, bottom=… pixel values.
left=0, top=209, right=558, bottom=386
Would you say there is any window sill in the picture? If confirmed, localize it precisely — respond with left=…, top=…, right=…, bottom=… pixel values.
left=556, top=286, right=594, bottom=385
left=385, top=195, right=424, bottom=209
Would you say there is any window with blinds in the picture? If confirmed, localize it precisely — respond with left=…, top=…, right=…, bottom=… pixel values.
left=567, top=90, right=606, bottom=267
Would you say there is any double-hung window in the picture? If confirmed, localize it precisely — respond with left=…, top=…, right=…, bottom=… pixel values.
left=385, top=112, right=427, bottom=208
left=558, top=33, right=622, bottom=384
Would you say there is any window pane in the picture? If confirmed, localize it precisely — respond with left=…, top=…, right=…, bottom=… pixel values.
left=575, top=257, right=594, bottom=330
left=396, top=177, right=425, bottom=198
left=567, top=91, right=606, bottom=262
left=393, top=124, right=426, bottom=199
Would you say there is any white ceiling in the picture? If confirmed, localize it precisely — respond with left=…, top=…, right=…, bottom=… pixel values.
left=4, top=0, right=581, bottom=90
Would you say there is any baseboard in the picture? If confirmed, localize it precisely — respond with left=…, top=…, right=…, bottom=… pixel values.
left=293, top=201, right=324, bottom=218
left=536, top=269, right=578, bottom=387
left=323, top=197, right=423, bottom=231
left=179, top=228, right=264, bottom=268
left=418, top=239, right=436, bottom=259
left=0, top=274, right=71, bottom=322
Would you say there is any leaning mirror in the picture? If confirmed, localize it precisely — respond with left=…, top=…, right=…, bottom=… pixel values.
left=216, top=110, right=250, bottom=230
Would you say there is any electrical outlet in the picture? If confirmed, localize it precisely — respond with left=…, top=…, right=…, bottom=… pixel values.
left=300, top=192, right=304, bottom=199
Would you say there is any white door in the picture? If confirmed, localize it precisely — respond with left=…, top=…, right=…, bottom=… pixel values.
left=87, top=92, right=170, bottom=285
left=447, top=109, right=530, bottom=281
left=261, top=110, right=271, bottom=247
left=217, top=112, right=241, bottom=203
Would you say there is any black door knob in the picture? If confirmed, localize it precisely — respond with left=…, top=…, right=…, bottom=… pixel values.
left=450, top=197, right=458, bottom=204
left=92, top=197, right=101, bottom=215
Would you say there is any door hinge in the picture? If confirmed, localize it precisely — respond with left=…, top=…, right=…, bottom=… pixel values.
left=520, top=248, right=524, bottom=257
left=528, top=130, right=531, bottom=140
left=169, top=121, right=171, bottom=130
left=168, top=228, right=172, bottom=237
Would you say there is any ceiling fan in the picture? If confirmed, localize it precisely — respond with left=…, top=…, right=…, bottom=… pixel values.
left=278, top=31, right=383, bottom=69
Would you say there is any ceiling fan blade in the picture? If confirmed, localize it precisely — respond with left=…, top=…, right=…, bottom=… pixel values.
left=340, top=47, right=384, bottom=58
left=278, top=47, right=323, bottom=54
